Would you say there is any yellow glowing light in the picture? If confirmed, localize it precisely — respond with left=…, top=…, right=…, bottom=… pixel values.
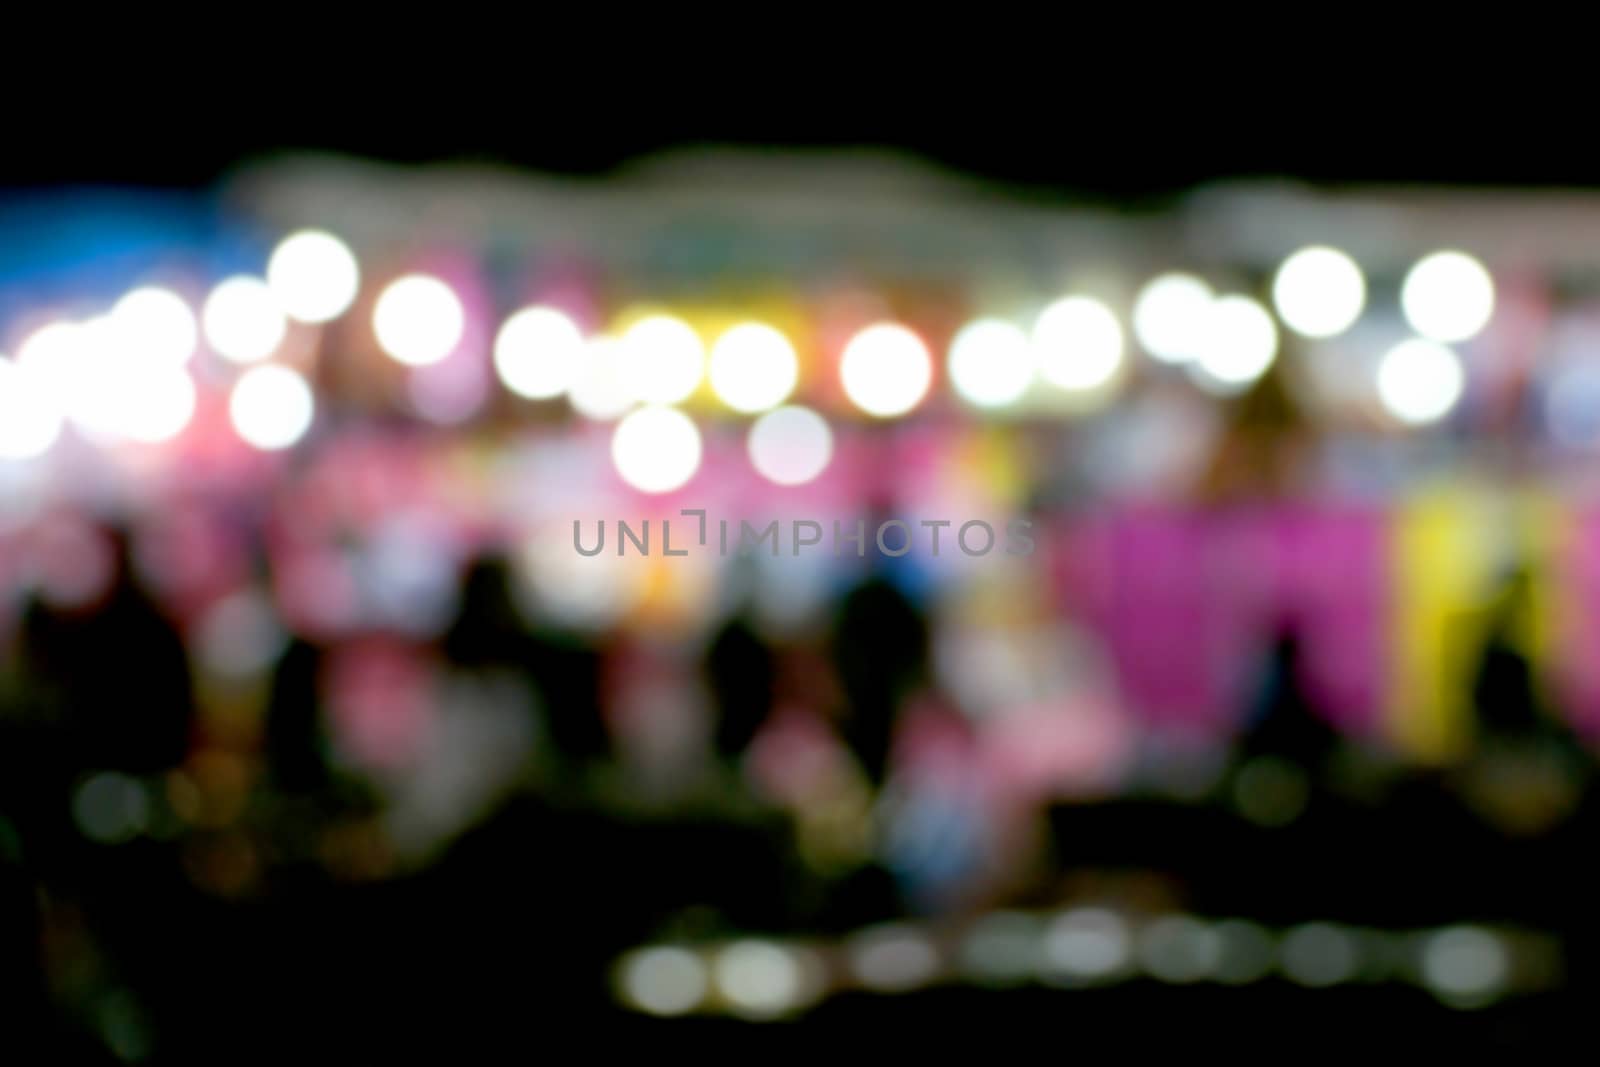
left=708, top=322, right=798, bottom=413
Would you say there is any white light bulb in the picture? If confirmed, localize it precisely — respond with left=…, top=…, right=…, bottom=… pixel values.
left=266, top=230, right=360, bottom=323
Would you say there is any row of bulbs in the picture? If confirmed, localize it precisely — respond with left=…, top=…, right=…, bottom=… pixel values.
left=0, top=230, right=1497, bottom=466
left=260, top=231, right=1497, bottom=413
left=616, top=914, right=1517, bottom=1019
left=258, top=231, right=1498, bottom=425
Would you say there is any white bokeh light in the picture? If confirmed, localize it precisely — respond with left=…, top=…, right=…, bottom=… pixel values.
left=617, top=315, right=705, bottom=405
left=230, top=364, right=315, bottom=450
left=15, top=321, right=81, bottom=375
left=1377, top=339, right=1465, bottom=425
left=1191, top=295, right=1278, bottom=391
left=0, top=357, right=62, bottom=459
left=1272, top=246, right=1366, bottom=339
left=568, top=337, right=637, bottom=420
left=714, top=941, right=803, bottom=1018
left=203, top=276, right=287, bottom=363
left=1133, top=274, right=1214, bottom=364
left=709, top=322, right=798, bottom=413
left=494, top=305, right=586, bottom=400
left=119, top=366, right=196, bottom=443
left=1421, top=927, right=1507, bottom=1004
left=840, top=322, right=932, bottom=417
left=748, top=405, right=833, bottom=486
left=618, top=947, right=708, bottom=1017
left=1043, top=908, right=1131, bottom=980
left=611, top=405, right=702, bottom=493
left=1033, top=296, right=1124, bottom=391
left=373, top=274, right=465, bottom=367
left=948, top=318, right=1034, bottom=407
left=266, top=230, right=360, bottom=324
left=17, top=321, right=90, bottom=426
left=23, top=318, right=124, bottom=442
left=29, top=316, right=198, bottom=444
left=111, top=287, right=197, bottom=367
left=848, top=925, right=940, bottom=992
left=1401, top=251, right=1494, bottom=343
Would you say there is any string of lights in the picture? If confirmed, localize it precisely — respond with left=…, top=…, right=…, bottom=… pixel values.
left=0, top=226, right=1501, bottom=496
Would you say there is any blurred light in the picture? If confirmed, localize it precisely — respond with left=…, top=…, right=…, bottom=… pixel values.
left=1420, top=927, right=1508, bottom=1006
left=197, top=589, right=287, bottom=680
left=229, top=364, right=314, bottom=450
left=840, top=322, right=932, bottom=417
left=1213, top=920, right=1277, bottom=985
left=848, top=925, right=940, bottom=992
left=1546, top=362, right=1600, bottom=447
left=111, top=286, right=197, bottom=367
left=947, top=318, right=1033, bottom=407
left=373, top=274, right=465, bottom=367
left=98, top=988, right=151, bottom=1062
left=618, top=314, right=705, bottom=405
left=709, top=322, right=798, bottom=413
left=203, top=276, right=287, bottom=364
left=1233, top=756, right=1309, bottom=827
left=29, top=317, right=195, bottom=445
left=1377, top=339, right=1464, bottom=425
left=1272, top=246, right=1365, bottom=338
left=73, top=772, right=149, bottom=844
left=1281, top=923, right=1359, bottom=986
left=1138, top=915, right=1222, bottom=983
left=360, top=517, right=462, bottom=637
left=119, top=366, right=196, bottom=444
left=568, top=337, right=637, bottom=421
left=60, top=318, right=126, bottom=441
left=266, top=230, right=360, bottom=323
left=747, top=405, right=833, bottom=486
left=611, top=405, right=702, bottom=493
left=520, top=525, right=647, bottom=629
left=1042, top=908, right=1130, bottom=981
left=1401, top=251, right=1494, bottom=343
left=1033, top=296, right=1124, bottom=391
left=34, top=516, right=114, bottom=609
left=714, top=940, right=803, bottom=1018
left=0, top=357, right=62, bottom=459
left=494, top=306, right=585, bottom=400
left=617, top=946, right=708, bottom=1017
left=15, top=321, right=85, bottom=409
left=407, top=355, right=490, bottom=426
left=1133, top=274, right=1214, bottom=364
left=1191, top=295, right=1277, bottom=391
left=959, top=912, right=1041, bottom=986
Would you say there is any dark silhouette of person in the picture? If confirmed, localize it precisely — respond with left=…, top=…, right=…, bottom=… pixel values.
left=831, top=574, right=929, bottom=786
left=704, top=615, right=776, bottom=762
left=263, top=635, right=330, bottom=793
left=1236, top=627, right=1342, bottom=771
left=441, top=555, right=610, bottom=774
left=15, top=526, right=194, bottom=776
left=1471, top=567, right=1547, bottom=738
